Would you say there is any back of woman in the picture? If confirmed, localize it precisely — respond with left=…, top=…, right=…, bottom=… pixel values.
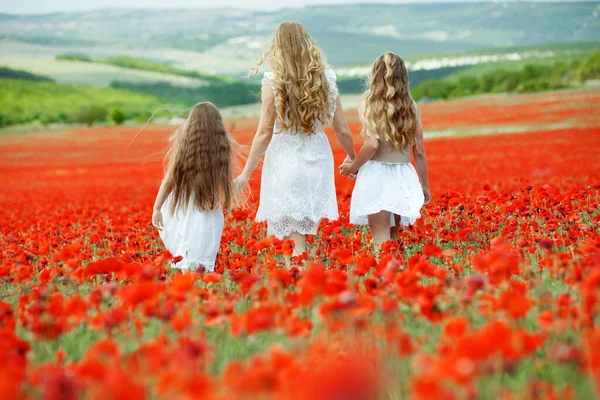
left=236, top=22, right=356, bottom=256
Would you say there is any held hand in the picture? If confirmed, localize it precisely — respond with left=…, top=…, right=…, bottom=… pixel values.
left=338, top=155, right=355, bottom=176
left=422, top=187, right=431, bottom=205
left=339, top=162, right=357, bottom=177
left=152, top=208, right=164, bottom=230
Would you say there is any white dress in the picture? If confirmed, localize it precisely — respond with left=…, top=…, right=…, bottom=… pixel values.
left=349, top=160, right=425, bottom=227
left=159, top=194, right=224, bottom=272
left=255, top=69, right=339, bottom=239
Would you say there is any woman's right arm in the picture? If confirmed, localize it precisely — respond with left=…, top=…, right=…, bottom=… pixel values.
left=235, top=80, right=276, bottom=186
left=413, top=106, right=431, bottom=204
left=340, top=134, right=378, bottom=176
left=332, top=97, right=356, bottom=161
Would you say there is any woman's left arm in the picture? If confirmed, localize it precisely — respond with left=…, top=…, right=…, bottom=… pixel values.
left=152, top=170, right=174, bottom=230
left=332, top=97, right=356, bottom=161
left=235, top=81, right=276, bottom=187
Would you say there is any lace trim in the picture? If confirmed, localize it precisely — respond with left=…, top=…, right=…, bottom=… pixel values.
left=256, top=209, right=339, bottom=224
left=266, top=217, right=320, bottom=240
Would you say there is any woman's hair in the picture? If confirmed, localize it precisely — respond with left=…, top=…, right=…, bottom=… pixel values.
left=166, top=102, right=236, bottom=214
left=249, top=21, right=332, bottom=135
left=362, top=52, right=419, bottom=150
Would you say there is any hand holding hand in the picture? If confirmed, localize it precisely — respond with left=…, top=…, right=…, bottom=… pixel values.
left=339, top=162, right=357, bottom=177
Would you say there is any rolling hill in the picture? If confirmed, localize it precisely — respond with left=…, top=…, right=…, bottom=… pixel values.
left=1, top=2, right=599, bottom=74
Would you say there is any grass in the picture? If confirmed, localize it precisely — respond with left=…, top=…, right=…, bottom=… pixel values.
left=0, top=78, right=163, bottom=126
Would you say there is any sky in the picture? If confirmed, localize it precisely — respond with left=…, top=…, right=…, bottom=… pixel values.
left=1, top=0, right=496, bottom=15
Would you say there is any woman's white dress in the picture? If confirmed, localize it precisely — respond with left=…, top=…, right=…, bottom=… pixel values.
left=159, top=194, right=224, bottom=272
left=255, top=69, right=339, bottom=239
left=349, top=160, right=425, bottom=227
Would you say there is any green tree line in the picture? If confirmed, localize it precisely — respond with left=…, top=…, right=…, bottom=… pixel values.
left=0, top=67, right=54, bottom=82
left=110, top=81, right=260, bottom=108
left=0, top=78, right=162, bottom=127
left=411, top=51, right=600, bottom=101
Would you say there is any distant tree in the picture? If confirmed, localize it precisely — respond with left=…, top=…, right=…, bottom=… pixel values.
left=520, top=64, right=544, bottom=81
left=56, top=54, right=92, bottom=62
left=501, top=72, right=520, bottom=92
left=450, top=76, right=481, bottom=97
left=110, top=108, right=126, bottom=125
left=73, top=105, right=108, bottom=126
left=0, top=67, right=54, bottom=82
left=38, top=116, right=49, bottom=127
left=577, top=51, right=600, bottom=82
left=479, top=72, right=497, bottom=93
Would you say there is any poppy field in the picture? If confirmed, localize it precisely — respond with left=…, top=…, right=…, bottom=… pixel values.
left=1, top=89, right=600, bottom=399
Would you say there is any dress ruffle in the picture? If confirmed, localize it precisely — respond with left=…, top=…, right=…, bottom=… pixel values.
left=350, top=161, right=424, bottom=227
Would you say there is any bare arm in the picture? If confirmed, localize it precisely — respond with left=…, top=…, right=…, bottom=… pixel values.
left=340, top=134, right=379, bottom=176
left=332, top=97, right=356, bottom=160
left=152, top=171, right=174, bottom=230
left=236, top=80, right=276, bottom=185
left=412, top=105, right=431, bottom=203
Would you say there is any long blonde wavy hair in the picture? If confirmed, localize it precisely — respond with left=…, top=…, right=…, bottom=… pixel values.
left=249, top=21, right=332, bottom=135
left=166, top=102, right=236, bottom=215
left=362, top=52, right=418, bottom=150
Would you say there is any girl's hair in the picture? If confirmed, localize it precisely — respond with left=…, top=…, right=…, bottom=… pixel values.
left=249, top=21, right=331, bottom=135
left=362, top=52, right=419, bottom=150
left=166, top=102, right=236, bottom=214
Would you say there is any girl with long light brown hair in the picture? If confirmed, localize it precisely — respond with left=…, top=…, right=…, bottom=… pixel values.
left=340, top=52, right=431, bottom=245
left=152, top=102, right=238, bottom=271
left=235, top=21, right=356, bottom=256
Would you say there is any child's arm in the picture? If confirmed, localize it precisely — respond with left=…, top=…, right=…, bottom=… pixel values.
left=235, top=80, right=276, bottom=187
left=332, top=97, right=356, bottom=161
left=413, top=106, right=431, bottom=204
left=152, top=171, right=174, bottom=230
left=340, top=134, right=379, bottom=176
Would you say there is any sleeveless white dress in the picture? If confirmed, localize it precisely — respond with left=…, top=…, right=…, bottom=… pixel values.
left=256, top=69, right=339, bottom=239
left=159, top=194, right=224, bottom=272
left=349, top=104, right=425, bottom=227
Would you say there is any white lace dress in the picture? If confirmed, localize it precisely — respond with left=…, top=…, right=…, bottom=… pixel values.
left=255, top=69, right=339, bottom=239
left=159, top=194, right=224, bottom=272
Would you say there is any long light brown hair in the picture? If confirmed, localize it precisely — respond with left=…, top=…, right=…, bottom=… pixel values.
left=166, top=102, right=236, bottom=214
left=249, top=21, right=332, bottom=135
left=362, top=52, right=418, bottom=150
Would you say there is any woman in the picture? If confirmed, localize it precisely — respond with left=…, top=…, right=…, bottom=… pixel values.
left=235, top=21, right=356, bottom=255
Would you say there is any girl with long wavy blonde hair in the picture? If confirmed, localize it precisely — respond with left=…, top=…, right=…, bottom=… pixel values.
left=152, top=102, right=239, bottom=271
left=341, top=52, right=431, bottom=246
left=236, top=21, right=356, bottom=257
